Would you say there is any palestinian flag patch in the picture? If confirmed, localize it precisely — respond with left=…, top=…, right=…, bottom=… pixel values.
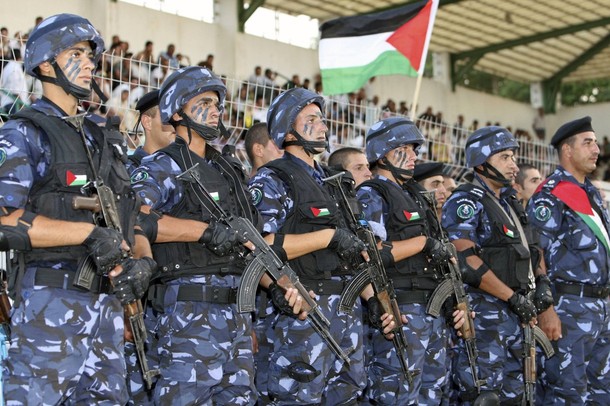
left=311, top=207, right=330, bottom=217
left=210, top=191, right=220, bottom=202
left=503, top=225, right=515, bottom=238
left=66, top=170, right=87, bottom=187
left=404, top=210, right=421, bottom=221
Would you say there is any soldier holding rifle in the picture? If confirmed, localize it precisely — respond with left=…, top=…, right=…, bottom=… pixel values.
left=0, top=14, right=154, bottom=404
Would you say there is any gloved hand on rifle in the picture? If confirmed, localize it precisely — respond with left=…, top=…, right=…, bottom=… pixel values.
left=82, top=227, right=126, bottom=275
left=112, top=257, right=156, bottom=305
left=269, top=283, right=294, bottom=316
left=328, top=228, right=367, bottom=265
left=200, top=220, right=241, bottom=257
left=533, top=275, right=554, bottom=314
left=423, top=237, right=452, bottom=266
left=507, top=292, right=537, bottom=325
left=367, top=296, right=384, bottom=330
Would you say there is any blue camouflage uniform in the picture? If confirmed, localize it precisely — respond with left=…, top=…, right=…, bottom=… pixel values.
left=441, top=174, right=529, bottom=404
left=528, top=166, right=610, bottom=405
left=358, top=175, right=449, bottom=406
left=131, top=139, right=257, bottom=405
left=0, top=98, right=132, bottom=405
left=249, top=152, right=366, bottom=405
left=123, top=146, right=159, bottom=406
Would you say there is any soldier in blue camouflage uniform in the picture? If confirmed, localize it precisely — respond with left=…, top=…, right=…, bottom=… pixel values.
left=125, top=89, right=176, bottom=175
left=357, top=118, right=454, bottom=405
left=249, top=87, right=398, bottom=405
left=131, top=67, right=308, bottom=405
left=441, top=126, right=541, bottom=405
left=0, top=14, right=155, bottom=404
left=528, top=116, right=610, bottom=405
left=123, top=89, right=176, bottom=405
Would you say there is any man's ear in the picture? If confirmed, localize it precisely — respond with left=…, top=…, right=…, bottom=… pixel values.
left=38, top=61, right=54, bottom=76
left=140, top=114, right=153, bottom=132
left=253, top=143, right=264, bottom=158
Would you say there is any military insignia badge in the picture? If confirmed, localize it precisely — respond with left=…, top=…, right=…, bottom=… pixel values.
left=250, top=188, right=263, bottom=205
left=534, top=204, right=551, bottom=222
left=131, top=169, right=149, bottom=184
left=457, top=203, right=475, bottom=220
left=0, top=148, right=6, bottom=167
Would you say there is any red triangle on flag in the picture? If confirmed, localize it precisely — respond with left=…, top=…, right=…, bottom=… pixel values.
left=404, top=210, right=412, bottom=220
left=311, top=207, right=322, bottom=216
left=386, top=0, right=433, bottom=72
left=66, top=170, right=77, bottom=185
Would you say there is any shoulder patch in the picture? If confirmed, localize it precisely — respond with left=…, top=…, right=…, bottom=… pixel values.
left=534, top=204, right=552, bottom=222
left=457, top=203, right=475, bottom=220
left=131, top=169, right=149, bottom=184
left=250, top=187, right=263, bottom=206
left=0, top=148, right=6, bottom=167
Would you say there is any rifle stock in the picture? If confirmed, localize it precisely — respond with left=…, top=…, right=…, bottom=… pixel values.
left=177, top=164, right=351, bottom=365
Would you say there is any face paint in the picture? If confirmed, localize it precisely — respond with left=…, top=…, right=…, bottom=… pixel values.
left=63, top=57, right=82, bottom=82
left=393, top=148, right=409, bottom=168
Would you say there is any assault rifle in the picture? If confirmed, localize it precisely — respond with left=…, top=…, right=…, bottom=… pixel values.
left=325, top=172, right=416, bottom=384
left=523, top=319, right=554, bottom=405
left=427, top=241, right=486, bottom=393
left=419, top=189, right=485, bottom=393
left=67, top=114, right=160, bottom=390
left=176, top=163, right=351, bottom=365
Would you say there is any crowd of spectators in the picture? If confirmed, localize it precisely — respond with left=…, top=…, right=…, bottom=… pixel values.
left=0, top=16, right=584, bottom=182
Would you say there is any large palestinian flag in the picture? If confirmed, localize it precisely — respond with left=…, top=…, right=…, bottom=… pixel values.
left=319, top=0, right=439, bottom=95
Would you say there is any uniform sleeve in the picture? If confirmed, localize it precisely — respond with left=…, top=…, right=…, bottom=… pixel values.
left=356, top=185, right=387, bottom=241
left=527, top=190, right=563, bottom=251
left=0, top=121, right=46, bottom=210
left=441, top=192, right=484, bottom=243
left=130, top=153, right=183, bottom=212
left=248, top=168, right=291, bottom=234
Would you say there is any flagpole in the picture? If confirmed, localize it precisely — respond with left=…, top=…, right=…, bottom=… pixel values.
left=410, top=0, right=439, bottom=120
left=411, top=73, right=423, bottom=119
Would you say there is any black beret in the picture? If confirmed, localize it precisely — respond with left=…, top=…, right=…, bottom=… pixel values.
left=135, top=90, right=160, bottom=113
left=550, top=116, right=594, bottom=147
left=414, top=162, right=444, bottom=182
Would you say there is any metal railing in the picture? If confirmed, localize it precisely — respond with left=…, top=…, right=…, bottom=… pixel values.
left=0, top=50, right=558, bottom=178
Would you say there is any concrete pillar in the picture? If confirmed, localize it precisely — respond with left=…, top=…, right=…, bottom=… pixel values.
left=214, top=0, right=238, bottom=76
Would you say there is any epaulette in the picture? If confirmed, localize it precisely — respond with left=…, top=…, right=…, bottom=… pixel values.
left=454, top=182, right=486, bottom=202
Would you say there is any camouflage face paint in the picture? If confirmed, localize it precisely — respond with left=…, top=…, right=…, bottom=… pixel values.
left=63, top=57, right=82, bottom=82
left=393, top=148, right=409, bottom=168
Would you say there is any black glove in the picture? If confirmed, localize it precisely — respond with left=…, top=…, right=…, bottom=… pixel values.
left=200, top=220, right=240, bottom=257
left=328, top=228, right=367, bottom=265
left=533, top=275, right=554, bottom=314
left=423, top=237, right=452, bottom=266
left=367, top=296, right=384, bottom=330
left=83, top=227, right=125, bottom=275
left=112, top=257, right=156, bottom=305
left=269, top=283, right=293, bottom=315
left=507, top=292, right=537, bottom=324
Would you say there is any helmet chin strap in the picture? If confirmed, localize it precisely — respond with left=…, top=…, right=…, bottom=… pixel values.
left=178, top=111, right=220, bottom=143
left=282, top=128, right=328, bottom=156
left=38, top=61, right=107, bottom=102
left=378, top=157, right=413, bottom=183
left=475, top=162, right=512, bottom=187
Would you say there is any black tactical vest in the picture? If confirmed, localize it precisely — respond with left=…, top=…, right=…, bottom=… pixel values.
left=264, top=158, right=354, bottom=280
left=359, top=178, right=441, bottom=288
left=456, top=183, right=531, bottom=290
left=152, top=137, right=259, bottom=280
left=13, top=108, right=138, bottom=266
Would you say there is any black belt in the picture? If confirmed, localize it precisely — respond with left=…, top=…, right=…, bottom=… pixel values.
left=554, top=282, right=610, bottom=299
left=395, top=289, right=433, bottom=305
left=176, top=285, right=237, bottom=304
left=300, top=279, right=346, bottom=296
left=34, top=268, right=112, bottom=294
